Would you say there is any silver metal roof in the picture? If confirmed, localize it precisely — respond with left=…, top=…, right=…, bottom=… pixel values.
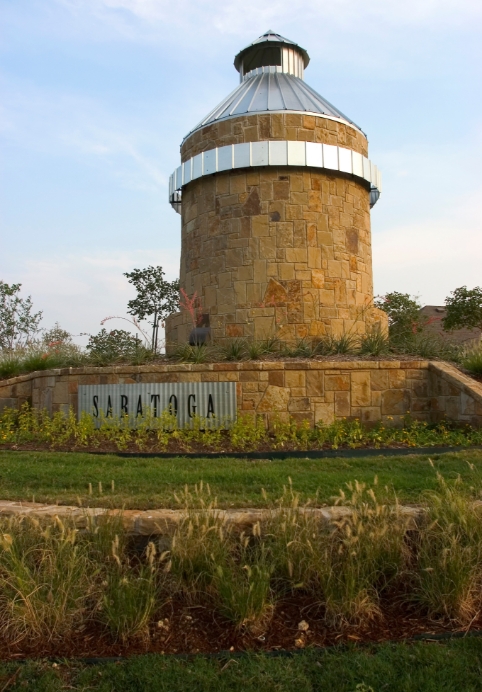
left=184, top=71, right=364, bottom=141
left=234, top=30, right=310, bottom=72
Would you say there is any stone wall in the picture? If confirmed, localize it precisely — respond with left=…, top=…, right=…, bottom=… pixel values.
left=167, top=110, right=387, bottom=346
left=181, top=113, right=369, bottom=162
left=1, top=361, right=481, bottom=428
left=166, top=165, right=386, bottom=345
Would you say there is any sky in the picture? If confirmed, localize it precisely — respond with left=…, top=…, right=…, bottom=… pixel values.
left=1, top=0, right=481, bottom=344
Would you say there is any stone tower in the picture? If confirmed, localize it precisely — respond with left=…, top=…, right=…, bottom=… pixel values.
left=166, top=30, right=386, bottom=345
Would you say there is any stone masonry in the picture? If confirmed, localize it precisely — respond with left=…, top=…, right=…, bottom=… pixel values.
left=1, top=360, right=481, bottom=428
left=166, top=114, right=387, bottom=345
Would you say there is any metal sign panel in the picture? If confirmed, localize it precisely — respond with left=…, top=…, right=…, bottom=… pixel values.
left=78, top=382, right=237, bottom=429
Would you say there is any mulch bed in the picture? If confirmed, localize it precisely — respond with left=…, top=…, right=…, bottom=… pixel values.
left=2, top=594, right=479, bottom=661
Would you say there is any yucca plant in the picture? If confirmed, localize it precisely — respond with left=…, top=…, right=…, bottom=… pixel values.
left=358, top=326, right=390, bottom=356
left=219, top=338, right=246, bottom=361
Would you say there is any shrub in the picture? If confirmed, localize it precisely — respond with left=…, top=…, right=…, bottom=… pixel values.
left=374, top=292, right=423, bottom=338
left=86, top=329, right=145, bottom=365
left=443, top=286, right=482, bottom=333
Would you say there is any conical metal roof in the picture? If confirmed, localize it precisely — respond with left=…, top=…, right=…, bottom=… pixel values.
left=183, top=32, right=364, bottom=141
left=234, top=30, right=310, bottom=72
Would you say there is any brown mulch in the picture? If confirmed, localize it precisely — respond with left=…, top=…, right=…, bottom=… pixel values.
left=2, top=594, right=479, bottom=661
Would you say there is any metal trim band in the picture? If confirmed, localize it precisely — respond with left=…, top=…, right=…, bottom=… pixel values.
left=168, top=140, right=381, bottom=215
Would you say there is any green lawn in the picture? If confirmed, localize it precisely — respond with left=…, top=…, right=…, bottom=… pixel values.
left=1, top=449, right=482, bottom=508
left=1, top=639, right=481, bottom=691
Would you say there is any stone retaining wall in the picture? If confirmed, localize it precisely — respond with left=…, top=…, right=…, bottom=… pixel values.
left=1, top=360, right=481, bottom=428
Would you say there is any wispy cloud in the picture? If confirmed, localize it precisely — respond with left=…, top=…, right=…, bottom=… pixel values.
left=2, top=249, right=181, bottom=343
left=57, top=0, right=482, bottom=35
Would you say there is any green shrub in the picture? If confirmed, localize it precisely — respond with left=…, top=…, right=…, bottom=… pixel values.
left=86, top=329, right=146, bottom=365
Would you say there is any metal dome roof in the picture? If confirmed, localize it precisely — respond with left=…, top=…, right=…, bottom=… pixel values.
left=184, top=72, right=364, bottom=140
left=234, top=30, right=310, bottom=72
left=183, top=32, right=364, bottom=141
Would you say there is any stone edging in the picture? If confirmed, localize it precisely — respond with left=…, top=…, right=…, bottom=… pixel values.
left=0, top=500, right=422, bottom=536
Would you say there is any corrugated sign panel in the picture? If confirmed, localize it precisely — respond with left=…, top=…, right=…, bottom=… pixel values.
left=78, top=382, right=237, bottom=429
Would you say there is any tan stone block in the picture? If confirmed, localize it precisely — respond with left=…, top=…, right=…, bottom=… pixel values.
left=325, top=374, right=350, bottom=391
left=254, top=316, right=275, bottom=340
left=285, top=371, right=306, bottom=389
left=257, top=385, right=290, bottom=412
left=279, top=263, right=295, bottom=280
left=230, top=174, right=246, bottom=194
left=351, top=372, right=371, bottom=406
left=381, top=390, right=411, bottom=416
left=370, top=370, right=388, bottom=391
left=253, top=259, right=267, bottom=283
left=273, top=181, right=290, bottom=200
left=260, top=236, right=277, bottom=259
left=315, top=402, right=335, bottom=425
left=389, top=370, right=406, bottom=388
left=251, top=215, right=269, bottom=237
left=335, top=390, right=351, bottom=416
left=307, top=247, right=322, bottom=269
left=286, top=248, right=307, bottom=263
left=269, top=371, right=284, bottom=387
left=311, top=270, right=324, bottom=289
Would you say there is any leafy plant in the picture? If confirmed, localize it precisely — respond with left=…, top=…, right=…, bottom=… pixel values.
left=86, top=328, right=144, bottom=365
left=443, top=286, right=482, bottom=333
left=0, top=282, right=43, bottom=351
left=374, top=292, right=424, bottom=338
left=124, top=266, right=180, bottom=352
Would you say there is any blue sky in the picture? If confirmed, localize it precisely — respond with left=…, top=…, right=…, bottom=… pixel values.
left=1, top=0, right=481, bottom=343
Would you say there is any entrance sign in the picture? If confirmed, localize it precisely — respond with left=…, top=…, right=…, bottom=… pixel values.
left=78, top=382, right=236, bottom=429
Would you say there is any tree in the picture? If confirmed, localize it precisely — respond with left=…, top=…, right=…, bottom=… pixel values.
left=0, top=281, right=43, bottom=351
left=86, top=329, right=141, bottom=365
left=443, top=286, right=482, bottom=332
left=124, top=266, right=180, bottom=352
left=374, top=292, right=423, bottom=337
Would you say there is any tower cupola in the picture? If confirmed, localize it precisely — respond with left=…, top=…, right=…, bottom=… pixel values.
left=234, top=29, right=309, bottom=81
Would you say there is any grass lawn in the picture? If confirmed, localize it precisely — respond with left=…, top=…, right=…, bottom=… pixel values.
left=1, top=639, right=481, bottom=691
left=0, top=449, right=481, bottom=508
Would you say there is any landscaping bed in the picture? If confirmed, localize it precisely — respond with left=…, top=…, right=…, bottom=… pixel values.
left=0, top=473, right=481, bottom=665
left=2, top=405, right=482, bottom=457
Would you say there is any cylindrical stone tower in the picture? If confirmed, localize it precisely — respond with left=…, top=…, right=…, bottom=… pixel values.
left=166, top=30, right=387, bottom=345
